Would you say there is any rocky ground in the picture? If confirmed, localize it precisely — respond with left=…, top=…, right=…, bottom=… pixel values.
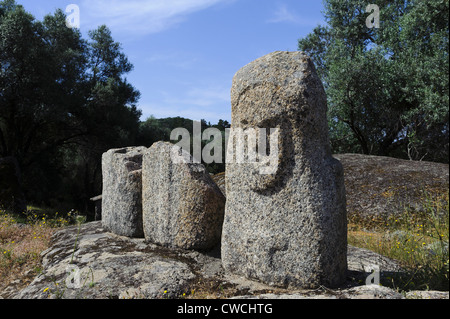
left=334, top=154, right=449, bottom=220
left=3, top=221, right=447, bottom=300
left=2, top=153, right=448, bottom=300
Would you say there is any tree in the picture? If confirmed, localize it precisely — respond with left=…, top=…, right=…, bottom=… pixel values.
left=137, top=116, right=171, bottom=147
left=137, top=116, right=230, bottom=174
left=0, top=1, right=141, bottom=213
left=54, top=25, right=142, bottom=215
left=0, top=3, right=87, bottom=212
left=298, top=0, right=449, bottom=163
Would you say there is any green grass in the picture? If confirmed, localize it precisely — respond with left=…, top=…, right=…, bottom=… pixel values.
left=348, top=189, right=449, bottom=291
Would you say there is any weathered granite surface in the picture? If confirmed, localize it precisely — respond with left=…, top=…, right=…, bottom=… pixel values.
left=222, top=51, right=347, bottom=289
left=101, top=146, right=147, bottom=238
left=334, top=153, right=449, bottom=220
left=213, top=153, right=450, bottom=220
left=6, top=222, right=447, bottom=299
left=142, top=142, right=225, bottom=250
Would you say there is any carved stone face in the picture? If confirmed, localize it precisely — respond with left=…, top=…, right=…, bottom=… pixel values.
left=228, top=51, right=326, bottom=194
left=227, top=113, right=292, bottom=193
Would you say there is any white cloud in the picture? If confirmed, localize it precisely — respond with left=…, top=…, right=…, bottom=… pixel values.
left=179, top=86, right=230, bottom=106
left=267, top=3, right=299, bottom=24
left=266, top=3, right=322, bottom=26
left=80, top=0, right=231, bottom=35
left=140, top=85, right=231, bottom=122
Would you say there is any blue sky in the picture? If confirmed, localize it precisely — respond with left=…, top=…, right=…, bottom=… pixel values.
left=16, top=0, right=325, bottom=123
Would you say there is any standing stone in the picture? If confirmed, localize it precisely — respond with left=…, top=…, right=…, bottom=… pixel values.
left=102, top=146, right=146, bottom=238
left=142, top=141, right=225, bottom=250
left=222, top=51, right=347, bottom=289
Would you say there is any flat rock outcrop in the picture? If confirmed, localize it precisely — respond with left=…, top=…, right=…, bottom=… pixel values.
left=334, top=154, right=449, bottom=220
left=8, top=221, right=447, bottom=299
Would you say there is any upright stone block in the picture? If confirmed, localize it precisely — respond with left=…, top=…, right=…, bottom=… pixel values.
left=222, top=51, right=347, bottom=288
left=142, top=142, right=225, bottom=250
left=101, top=146, right=146, bottom=238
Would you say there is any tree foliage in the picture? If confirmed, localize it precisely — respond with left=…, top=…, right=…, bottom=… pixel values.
left=0, top=1, right=231, bottom=215
left=0, top=1, right=141, bottom=214
left=137, top=116, right=230, bottom=175
left=299, top=0, right=449, bottom=163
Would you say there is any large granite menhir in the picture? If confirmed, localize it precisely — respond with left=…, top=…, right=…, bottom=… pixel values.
left=101, top=147, right=146, bottom=238
left=221, top=51, right=348, bottom=289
